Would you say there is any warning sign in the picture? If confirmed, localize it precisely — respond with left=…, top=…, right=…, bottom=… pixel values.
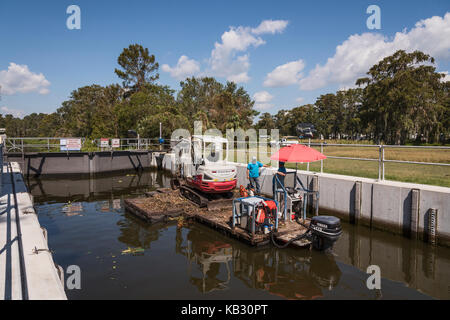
left=60, top=138, right=81, bottom=151
left=111, top=139, right=120, bottom=148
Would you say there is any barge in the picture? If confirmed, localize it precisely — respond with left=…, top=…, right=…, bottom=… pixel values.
left=124, top=188, right=313, bottom=249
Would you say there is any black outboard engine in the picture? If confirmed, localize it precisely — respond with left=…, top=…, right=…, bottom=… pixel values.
left=309, top=216, right=342, bottom=251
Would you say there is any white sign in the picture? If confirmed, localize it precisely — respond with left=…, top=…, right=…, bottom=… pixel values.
left=60, top=138, right=81, bottom=151
left=100, top=138, right=109, bottom=148
left=112, top=139, right=120, bottom=148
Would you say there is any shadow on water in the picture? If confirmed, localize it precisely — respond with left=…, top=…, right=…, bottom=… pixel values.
left=27, top=170, right=449, bottom=300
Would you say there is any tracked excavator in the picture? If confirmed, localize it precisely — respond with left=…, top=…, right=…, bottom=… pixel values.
left=170, top=135, right=237, bottom=210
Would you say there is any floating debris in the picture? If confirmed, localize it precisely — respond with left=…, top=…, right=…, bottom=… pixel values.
left=121, top=247, right=145, bottom=255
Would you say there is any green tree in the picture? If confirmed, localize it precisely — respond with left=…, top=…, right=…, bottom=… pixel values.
left=356, top=50, right=448, bottom=144
left=137, top=105, right=190, bottom=138
left=114, top=44, right=159, bottom=91
left=177, top=77, right=258, bottom=131
left=91, top=84, right=123, bottom=138
left=57, top=85, right=106, bottom=137
left=272, top=109, right=291, bottom=136
left=255, top=113, right=276, bottom=131
left=116, top=83, right=176, bottom=136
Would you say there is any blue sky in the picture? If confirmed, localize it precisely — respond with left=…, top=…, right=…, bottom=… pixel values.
left=0, top=0, right=449, bottom=118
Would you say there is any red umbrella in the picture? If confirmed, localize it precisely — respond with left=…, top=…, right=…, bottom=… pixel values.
left=270, top=144, right=326, bottom=163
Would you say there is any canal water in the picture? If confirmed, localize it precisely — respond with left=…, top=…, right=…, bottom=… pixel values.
left=27, top=170, right=450, bottom=300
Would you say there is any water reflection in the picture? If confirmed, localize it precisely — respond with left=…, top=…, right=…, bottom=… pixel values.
left=176, top=225, right=342, bottom=299
left=117, top=212, right=172, bottom=249
left=27, top=169, right=172, bottom=203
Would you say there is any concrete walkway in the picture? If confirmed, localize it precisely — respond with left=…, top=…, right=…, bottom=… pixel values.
left=0, top=162, right=66, bottom=300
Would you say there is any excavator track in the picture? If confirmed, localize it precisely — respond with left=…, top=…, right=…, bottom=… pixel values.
left=179, top=185, right=233, bottom=211
left=180, top=185, right=209, bottom=208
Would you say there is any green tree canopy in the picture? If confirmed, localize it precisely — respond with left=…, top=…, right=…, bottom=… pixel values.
left=177, top=77, right=258, bottom=131
left=114, top=44, right=159, bottom=92
left=356, top=50, right=448, bottom=144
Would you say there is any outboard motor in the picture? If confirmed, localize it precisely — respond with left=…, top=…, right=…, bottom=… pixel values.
left=309, top=216, right=342, bottom=251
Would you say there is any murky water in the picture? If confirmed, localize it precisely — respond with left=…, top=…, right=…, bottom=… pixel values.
left=27, top=170, right=450, bottom=300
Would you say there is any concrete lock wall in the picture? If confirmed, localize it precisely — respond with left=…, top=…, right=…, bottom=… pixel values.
left=6, top=151, right=165, bottom=176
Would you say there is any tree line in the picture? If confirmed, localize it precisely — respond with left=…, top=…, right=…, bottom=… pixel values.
left=256, top=50, right=449, bottom=144
left=1, top=45, right=448, bottom=145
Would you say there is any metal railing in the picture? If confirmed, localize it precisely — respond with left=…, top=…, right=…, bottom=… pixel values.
left=231, top=141, right=450, bottom=182
left=5, top=137, right=86, bottom=153
left=92, top=138, right=171, bottom=151
left=4, top=137, right=172, bottom=153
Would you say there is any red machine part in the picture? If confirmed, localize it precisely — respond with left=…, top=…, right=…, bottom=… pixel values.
left=187, top=175, right=236, bottom=193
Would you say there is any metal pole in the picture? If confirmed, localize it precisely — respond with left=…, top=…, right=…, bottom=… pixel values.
left=378, top=145, right=382, bottom=181
left=232, top=200, right=236, bottom=229
left=159, top=122, right=162, bottom=151
left=307, top=138, right=310, bottom=171
left=252, top=204, right=256, bottom=238
left=382, top=145, right=385, bottom=181
left=320, top=142, right=323, bottom=173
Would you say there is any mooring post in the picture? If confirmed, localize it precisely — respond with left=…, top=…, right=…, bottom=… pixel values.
left=354, top=181, right=362, bottom=224
left=410, top=189, right=420, bottom=239
left=312, top=175, right=319, bottom=216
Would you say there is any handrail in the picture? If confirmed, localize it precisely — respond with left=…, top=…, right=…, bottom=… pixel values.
left=273, top=171, right=319, bottom=220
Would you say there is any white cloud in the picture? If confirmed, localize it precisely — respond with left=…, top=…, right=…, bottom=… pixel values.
left=299, top=12, right=450, bottom=91
left=208, top=20, right=288, bottom=83
left=0, top=63, right=50, bottom=95
left=164, top=19, right=289, bottom=83
left=208, top=26, right=265, bottom=83
left=161, top=55, right=200, bottom=80
left=295, top=97, right=304, bottom=104
left=253, top=90, right=274, bottom=110
left=440, top=71, right=450, bottom=82
left=1, top=106, right=25, bottom=118
left=263, top=59, right=305, bottom=87
left=252, top=19, right=289, bottom=35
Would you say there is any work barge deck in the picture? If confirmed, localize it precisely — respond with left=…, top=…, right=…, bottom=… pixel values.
left=124, top=188, right=311, bottom=249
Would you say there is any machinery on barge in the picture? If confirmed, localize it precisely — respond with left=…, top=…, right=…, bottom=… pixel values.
left=166, top=136, right=342, bottom=252
left=170, top=135, right=237, bottom=210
